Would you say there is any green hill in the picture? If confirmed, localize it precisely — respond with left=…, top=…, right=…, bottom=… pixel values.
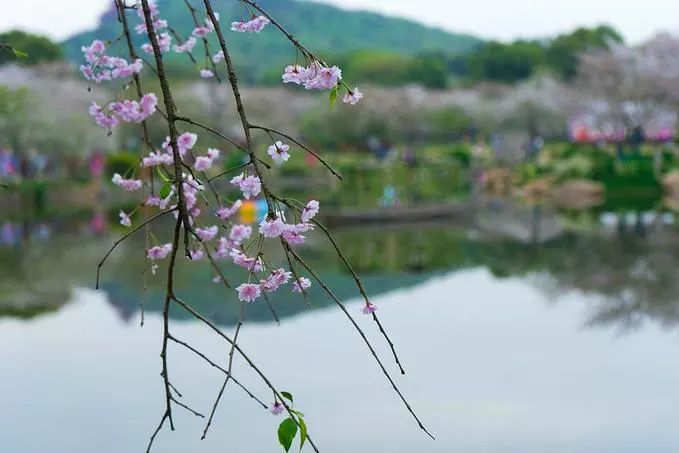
left=62, top=0, right=482, bottom=82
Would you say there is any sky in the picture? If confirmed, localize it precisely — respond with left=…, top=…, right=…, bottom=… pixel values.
left=1, top=0, right=678, bottom=43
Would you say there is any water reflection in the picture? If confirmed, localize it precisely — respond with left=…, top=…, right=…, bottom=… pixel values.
left=2, top=200, right=679, bottom=333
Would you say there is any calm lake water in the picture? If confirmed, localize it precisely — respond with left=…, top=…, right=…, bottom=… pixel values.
left=3, top=199, right=679, bottom=452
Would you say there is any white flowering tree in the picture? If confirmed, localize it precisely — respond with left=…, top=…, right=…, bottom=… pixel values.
left=86, top=1, right=429, bottom=451
left=575, top=33, right=679, bottom=137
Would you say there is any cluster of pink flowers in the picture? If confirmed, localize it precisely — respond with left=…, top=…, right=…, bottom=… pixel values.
left=173, top=37, right=197, bottom=54
left=282, top=63, right=342, bottom=91
left=135, top=1, right=172, bottom=55
left=235, top=268, right=306, bottom=303
left=88, top=94, right=157, bottom=133
left=193, top=12, right=219, bottom=38
left=230, top=173, right=262, bottom=199
left=142, top=150, right=173, bottom=168
left=112, top=173, right=143, bottom=192
left=230, top=249, right=264, bottom=272
left=80, top=40, right=143, bottom=83
left=216, top=200, right=242, bottom=220
left=194, top=148, right=220, bottom=172
left=110, top=94, right=158, bottom=123
left=147, top=243, right=173, bottom=260
left=231, top=16, right=270, bottom=33
left=82, top=2, right=376, bottom=317
left=195, top=225, right=219, bottom=242
left=267, top=141, right=290, bottom=164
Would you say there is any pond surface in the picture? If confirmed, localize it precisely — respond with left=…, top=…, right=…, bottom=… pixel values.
left=2, top=199, right=679, bottom=452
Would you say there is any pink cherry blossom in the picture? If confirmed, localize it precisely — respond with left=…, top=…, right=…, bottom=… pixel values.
left=119, top=211, right=132, bottom=227
left=88, top=102, right=119, bottom=132
left=343, top=87, right=364, bottom=105
left=261, top=269, right=293, bottom=292
left=194, top=156, right=213, bottom=171
left=147, top=243, right=173, bottom=260
left=267, top=141, right=290, bottom=163
left=301, top=200, right=320, bottom=222
left=206, top=148, right=220, bottom=160
left=216, top=200, right=243, bottom=219
left=229, top=224, right=252, bottom=244
left=231, top=15, right=270, bottom=33
left=230, top=173, right=261, bottom=199
left=270, top=401, right=285, bottom=416
left=173, top=37, right=197, bottom=53
left=108, top=93, right=158, bottom=123
left=281, top=222, right=313, bottom=245
left=215, top=237, right=232, bottom=259
left=304, top=65, right=342, bottom=90
left=192, top=26, right=212, bottom=38
left=362, top=303, right=378, bottom=315
left=292, top=277, right=312, bottom=293
left=189, top=249, right=204, bottom=261
left=230, top=249, right=264, bottom=272
left=111, top=58, right=143, bottom=79
left=236, top=283, right=262, bottom=302
left=259, top=217, right=287, bottom=238
left=177, top=132, right=198, bottom=155
left=81, top=40, right=143, bottom=83
left=200, top=69, right=215, bottom=79
left=195, top=225, right=219, bottom=242
left=142, top=150, right=173, bottom=167
left=282, top=65, right=306, bottom=84
left=146, top=195, right=162, bottom=207
left=112, top=173, right=143, bottom=191
left=212, top=50, right=224, bottom=64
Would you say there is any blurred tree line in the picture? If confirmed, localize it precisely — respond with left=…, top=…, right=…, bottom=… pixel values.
left=278, top=24, right=623, bottom=89
left=0, top=30, right=63, bottom=66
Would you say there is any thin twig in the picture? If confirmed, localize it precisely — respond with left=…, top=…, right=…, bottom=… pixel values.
left=250, top=124, right=342, bottom=180
left=173, top=294, right=321, bottom=453
left=284, top=245, right=434, bottom=440
left=169, top=335, right=268, bottom=408
left=96, top=208, right=175, bottom=289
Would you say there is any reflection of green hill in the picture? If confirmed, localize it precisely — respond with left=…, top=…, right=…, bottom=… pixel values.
left=102, top=272, right=434, bottom=326
left=4, top=209, right=679, bottom=332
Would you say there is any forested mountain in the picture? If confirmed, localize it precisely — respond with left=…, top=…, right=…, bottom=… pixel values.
left=62, top=0, right=483, bottom=82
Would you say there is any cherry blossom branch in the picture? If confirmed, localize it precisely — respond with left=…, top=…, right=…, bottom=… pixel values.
left=283, top=244, right=434, bottom=439
left=201, top=300, right=245, bottom=439
left=249, top=124, right=343, bottom=180
left=172, top=295, right=321, bottom=452
left=96, top=208, right=176, bottom=290
left=168, top=334, right=268, bottom=408
left=182, top=0, right=222, bottom=81
left=275, top=195, right=405, bottom=374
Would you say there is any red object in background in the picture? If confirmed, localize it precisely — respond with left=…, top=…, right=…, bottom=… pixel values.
left=89, top=152, right=106, bottom=178
left=90, top=212, right=107, bottom=234
left=305, top=152, right=318, bottom=167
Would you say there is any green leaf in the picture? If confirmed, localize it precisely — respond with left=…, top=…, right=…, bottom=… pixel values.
left=278, top=418, right=298, bottom=452
left=299, top=417, right=308, bottom=451
left=281, top=392, right=294, bottom=404
left=12, top=48, right=28, bottom=59
left=159, top=182, right=172, bottom=199
left=156, top=167, right=171, bottom=183
left=329, top=87, right=338, bottom=110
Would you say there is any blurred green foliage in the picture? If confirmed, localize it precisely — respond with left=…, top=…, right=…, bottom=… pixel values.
left=463, top=25, right=623, bottom=83
left=0, top=30, right=63, bottom=66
